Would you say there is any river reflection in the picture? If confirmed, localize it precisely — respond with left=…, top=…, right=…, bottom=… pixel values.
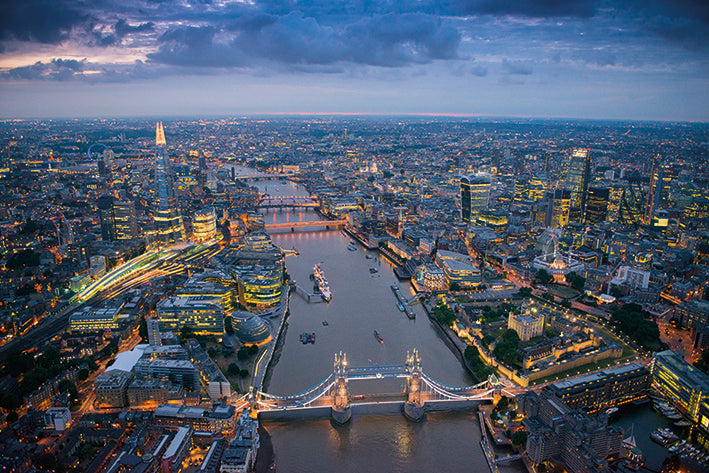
left=232, top=172, right=522, bottom=473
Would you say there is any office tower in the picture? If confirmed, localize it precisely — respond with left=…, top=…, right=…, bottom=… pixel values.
left=154, top=122, right=184, bottom=244
left=584, top=187, right=610, bottom=224
left=113, top=199, right=137, bottom=240
left=97, top=194, right=115, bottom=241
left=644, top=158, right=676, bottom=224
left=147, top=317, right=162, bottom=347
left=565, top=148, right=591, bottom=223
left=550, top=189, right=571, bottom=228
left=192, top=208, right=217, bottom=242
left=513, top=178, right=528, bottom=204
left=528, top=175, right=546, bottom=202
left=460, top=173, right=491, bottom=223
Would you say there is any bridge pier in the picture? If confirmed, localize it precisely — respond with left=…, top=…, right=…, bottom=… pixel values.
left=404, top=349, right=425, bottom=422
left=331, top=352, right=352, bottom=424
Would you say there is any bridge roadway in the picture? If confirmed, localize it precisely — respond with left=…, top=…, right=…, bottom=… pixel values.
left=264, top=219, right=348, bottom=230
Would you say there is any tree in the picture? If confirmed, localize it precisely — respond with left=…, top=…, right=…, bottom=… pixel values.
left=0, top=392, right=21, bottom=411
left=57, top=379, right=78, bottom=398
left=224, top=316, right=234, bottom=335
left=560, top=300, right=572, bottom=309
left=179, top=325, right=195, bottom=342
left=535, top=269, right=553, bottom=285
left=493, top=330, right=522, bottom=366
left=5, top=411, right=18, bottom=423
left=78, top=368, right=89, bottom=381
left=228, top=363, right=240, bottom=376
left=239, top=369, right=249, bottom=378
left=517, top=287, right=532, bottom=297
left=541, top=292, right=555, bottom=302
left=237, top=347, right=251, bottom=361
left=495, top=395, right=510, bottom=412
left=449, top=282, right=461, bottom=292
left=511, top=430, right=527, bottom=446
left=433, top=302, right=457, bottom=326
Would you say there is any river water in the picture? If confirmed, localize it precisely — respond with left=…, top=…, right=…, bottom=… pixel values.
left=227, top=168, right=523, bottom=473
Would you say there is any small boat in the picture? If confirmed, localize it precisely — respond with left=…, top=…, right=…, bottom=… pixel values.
left=322, top=320, right=329, bottom=326
left=674, top=420, right=692, bottom=427
left=369, top=267, right=378, bottom=274
left=606, top=407, right=619, bottom=416
left=348, top=244, right=357, bottom=251
left=366, top=254, right=373, bottom=260
left=300, top=332, right=316, bottom=344
left=374, top=330, right=384, bottom=343
left=397, top=302, right=405, bottom=312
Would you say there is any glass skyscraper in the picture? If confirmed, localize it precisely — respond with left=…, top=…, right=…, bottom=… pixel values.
left=460, top=173, right=491, bottom=224
left=154, top=122, right=184, bottom=244
left=565, top=148, right=591, bottom=223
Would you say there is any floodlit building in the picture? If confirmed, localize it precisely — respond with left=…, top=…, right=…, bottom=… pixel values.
left=651, top=350, right=709, bottom=424
left=508, top=309, right=545, bottom=342
left=231, top=311, right=272, bottom=345
left=193, top=207, right=218, bottom=242
left=156, top=295, right=225, bottom=335
left=162, top=426, right=193, bottom=473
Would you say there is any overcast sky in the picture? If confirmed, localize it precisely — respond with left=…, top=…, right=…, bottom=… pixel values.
left=0, top=0, right=707, bottom=120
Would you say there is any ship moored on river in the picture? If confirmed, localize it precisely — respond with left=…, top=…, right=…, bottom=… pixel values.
left=313, top=264, right=332, bottom=302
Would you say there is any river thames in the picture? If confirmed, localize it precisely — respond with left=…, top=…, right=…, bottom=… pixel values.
left=230, top=168, right=524, bottom=473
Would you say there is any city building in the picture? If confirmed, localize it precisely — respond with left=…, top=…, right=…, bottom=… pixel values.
left=193, top=207, right=217, bottom=242
left=231, top=311, right=272, bottom=346
left=95, top=372, right=131, bottom=408
left=434, top=249, right=481, bottom=289
left=153, top=404, right=237, bottom=435
left=153, top=122, right=185, bottom=244
left=460, top=173, right=491, bottom=223
left=584, top=187, right=610, bottom=225
left=147, top=316, right=161, bottom=347
left=69, top=305, right=123, bottom=333
left=134, top=359, right=201, bottom=391
left=565, top=148, right=591, bottom=223
left=162, top=426, right=193, bottom=473
left=550, top=189, right=572, bottom=228
left=44, top=407, right=71, bottom=431
left=126, top=378, right=184, bottom=406
left=156, top=295, right=225, bottom=335
left=651, top=350, right=709, bottom=423
left=508, top=308, right=545, bottom=342
left=521, top=390, right=623, bottom=473
left=543, top=363, right=650, bottom=412
left=113, top=199, right=137, bottom=240
left=676, top=299, right=709, bottom=331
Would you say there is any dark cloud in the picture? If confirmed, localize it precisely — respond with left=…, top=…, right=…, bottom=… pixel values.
left=7, top=58, right=86, bottom=80
left=115, top=19, right=154, bottom=39
left=444, top=0, right=598, bottom=18
left=148, top=12, right=460, bottom=68
left=502, top=59, right=532, bottom=75
left=0, top=0, right=89, bottom=44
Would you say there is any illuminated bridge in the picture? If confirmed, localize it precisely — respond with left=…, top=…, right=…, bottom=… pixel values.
left=257, top=195, right=319, bottom=209
left=233, top=350, right=521, bottom=423
left=264, top=219, right=348, bottom=230
left=234, top=173, right=298, bottom=182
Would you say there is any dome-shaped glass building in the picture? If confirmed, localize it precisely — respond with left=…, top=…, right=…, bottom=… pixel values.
left=231, top=310, right=272, bottom=345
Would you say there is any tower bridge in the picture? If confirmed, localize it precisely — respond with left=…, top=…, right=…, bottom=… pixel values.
left=232, top=350, right=522, bottom=423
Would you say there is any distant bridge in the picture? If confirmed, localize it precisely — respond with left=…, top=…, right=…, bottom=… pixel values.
left=234, top=173, right=297, bottom=182
left=258, top=195, right=318, bottom=208
left=233, top=350, right=522, bottom=423
left=264, top=219, right=348, bottom=230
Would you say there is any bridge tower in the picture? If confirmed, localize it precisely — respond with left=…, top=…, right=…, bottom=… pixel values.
left=404, top=349, right=425, bottom=421
left=248, top=386, right=258, bottom=410
left=331, top=352, right=352, bottom=424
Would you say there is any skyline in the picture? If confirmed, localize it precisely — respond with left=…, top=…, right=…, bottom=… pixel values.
left=0, top=0, right=708, bottom=121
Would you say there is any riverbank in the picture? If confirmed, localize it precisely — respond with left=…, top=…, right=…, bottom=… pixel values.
left=254, top=423, right=275, bottom=473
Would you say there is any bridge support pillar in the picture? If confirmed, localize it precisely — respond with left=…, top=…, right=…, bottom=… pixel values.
left=404, top=349, right=425, bottom=422
left=331, top=352, right=352, bottom=424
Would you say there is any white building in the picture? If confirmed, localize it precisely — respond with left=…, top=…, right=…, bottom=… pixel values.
left=610, top=266, right=650, bottom=289
left=44, top=407, right=71, bottom=431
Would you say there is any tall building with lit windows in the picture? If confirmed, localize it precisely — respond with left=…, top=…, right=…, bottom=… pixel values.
left=565, top=148, right=591, bottom=223
left=154, top=122, right=184, bottom=244
left=192, top=207, right=217, bottom=242
left=113, top=199, right=137, bottom=240
left=550, top=189, right=571, bottom=228
left=156, top=295, right=224, bottom=335
left=460, top=173, right=491, bottom=223
left=651, top=350, right=709, bottom=425
left=584, top=187, right=610, bottom=224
